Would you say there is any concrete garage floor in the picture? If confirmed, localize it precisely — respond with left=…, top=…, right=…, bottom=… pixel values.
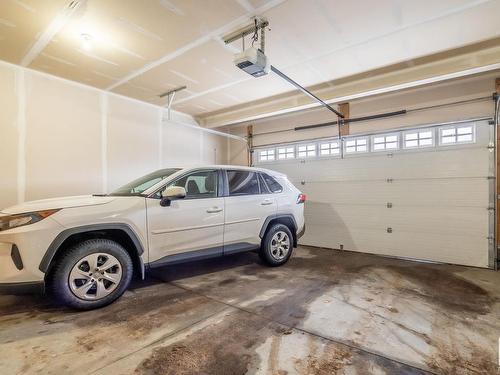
left=1, top=247, right=499, bottom=374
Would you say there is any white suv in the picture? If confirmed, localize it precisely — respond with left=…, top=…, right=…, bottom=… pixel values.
left=0, top=166, right=305, bottom=309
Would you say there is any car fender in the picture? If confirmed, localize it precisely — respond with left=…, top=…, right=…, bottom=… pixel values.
left=39, top=223, right=145, bottom=278
left=259, top=214, right=298, bottom=244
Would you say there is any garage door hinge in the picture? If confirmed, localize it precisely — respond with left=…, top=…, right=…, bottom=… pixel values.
left=487, top=176, right=495, bottom=179
left=386, top=178, right=393, bottom=183
left=487, top=145, right=495, bottom=150
left=386, top=202, right=393, bottom=208
left=386, top=227, right=393, bottom=233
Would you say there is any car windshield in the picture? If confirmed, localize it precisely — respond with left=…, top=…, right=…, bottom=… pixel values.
left=110, top=168, right=180, bottom=196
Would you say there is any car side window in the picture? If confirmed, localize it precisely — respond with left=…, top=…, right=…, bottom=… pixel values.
left=262, top=173, right=283, bottom=193
left=155, top=170, right=218, bottom=199
left=227, top=170, right=260, bottom=196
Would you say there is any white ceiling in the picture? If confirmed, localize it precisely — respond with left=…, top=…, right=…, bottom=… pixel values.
left=1, top=0, right=499, bottom=122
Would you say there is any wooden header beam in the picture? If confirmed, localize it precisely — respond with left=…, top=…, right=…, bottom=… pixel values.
left=338, top=102, right=350, bottom=136
left=247, top=125, right=253, bottom=166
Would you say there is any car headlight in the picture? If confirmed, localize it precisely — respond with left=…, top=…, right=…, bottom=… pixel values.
left=0, top=209, right=60, bottom=232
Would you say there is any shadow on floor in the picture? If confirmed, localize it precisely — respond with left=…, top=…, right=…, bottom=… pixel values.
left=0, top=251, right=262, bottom=315
left=132, top=251, right=261, bottom=289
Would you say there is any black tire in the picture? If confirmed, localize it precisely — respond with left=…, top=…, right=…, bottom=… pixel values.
left=48, top=239, right=133, bottom=310
left=259, top=224, right=294, bottom=267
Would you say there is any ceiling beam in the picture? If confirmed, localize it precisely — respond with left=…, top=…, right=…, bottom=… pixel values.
left=20, top=0, right=86, bottom=67
left=106, top=0, right=287, bottom=91
left=175, top=0, right=496, bottom=107
left=201, top=62, right=500, bottom=128
left=235, top=0, right=256, bottom=13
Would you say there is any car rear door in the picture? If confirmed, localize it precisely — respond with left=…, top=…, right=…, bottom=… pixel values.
left=223, top=170, right=277, bottom=254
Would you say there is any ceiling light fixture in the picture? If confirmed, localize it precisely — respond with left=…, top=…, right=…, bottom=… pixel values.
left=81, top=33, right=93, bottom=51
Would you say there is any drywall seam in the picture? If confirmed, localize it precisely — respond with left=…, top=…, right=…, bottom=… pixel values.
left=0, top=58, right=192, bottom=123
left=105, top=0, right=287, bottom=90
left=15, top=67, right=26, bottom=203
left=0, top=59, right=241, bottom=140
left=21, top=0, right=87, bottom=66
left=175, top=0, right=497, bottom=106
left=200, top=128, right=204, bottom=164
left=100, top=93, right=108, bottom=193
left=158, top=108, right=163, bottom=168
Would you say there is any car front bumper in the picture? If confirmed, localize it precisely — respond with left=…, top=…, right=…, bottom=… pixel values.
left=0, top=217, right=63, bottom=286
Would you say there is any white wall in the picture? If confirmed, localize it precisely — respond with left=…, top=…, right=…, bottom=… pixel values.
left=25, top=70, right=103, bottom=201
left=227, top=71, right=498, bottom=164
left=0, top=65, right=18, bottom=209
left=0, top=61, right=230, bottom=209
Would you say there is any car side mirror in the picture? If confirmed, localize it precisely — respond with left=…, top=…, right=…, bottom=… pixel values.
left=160, top=186, right=186, bottom=207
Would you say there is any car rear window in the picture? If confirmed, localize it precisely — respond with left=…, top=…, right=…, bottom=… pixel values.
left=261, top=173, right=283, bottom=193
left=227, top=170, right=260, bottom=196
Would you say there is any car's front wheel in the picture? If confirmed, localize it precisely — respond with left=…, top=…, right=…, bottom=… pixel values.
left=259, top=224, right=294, bottom=267
left=48, top=239, right=133, bottom=310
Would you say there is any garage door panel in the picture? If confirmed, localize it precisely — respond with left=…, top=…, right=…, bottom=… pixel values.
left=265, top=161, right=306, bottom=177
left=259, top=120, right=493, bottom=268
left=387, top=179, right=489, bottom=207
left=304, top=203, right=487, bottom=237
left=300, top=179, right=489, bottom=207
left=300, top=226, right=488, bottom=267
left=268, top=147, right=490, bottom=181
left=384, top=147, right=491, bottom=179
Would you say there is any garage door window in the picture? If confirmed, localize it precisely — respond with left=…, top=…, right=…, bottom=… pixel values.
left=372, top=134, right=399, bottom=151
left=298, top=144, right=316, bottom=158
left=320, top=141, right=340, bottom=156
left=345, top=137, right=368, bottom=153
left=258, top=149, right=275, bottom=162
left=278, top=146, right=295, bottom=159
left=439, top=124, right=475, bottom=145
left=404, top=129, right=434, bottom=148
left=228, top=170, right=260, bottom=195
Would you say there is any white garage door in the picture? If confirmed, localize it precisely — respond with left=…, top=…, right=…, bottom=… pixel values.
left=254, top=119, right=495, bottom=268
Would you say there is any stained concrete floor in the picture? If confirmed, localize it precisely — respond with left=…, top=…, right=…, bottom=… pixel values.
left=0, top=246, right=499, bottom=375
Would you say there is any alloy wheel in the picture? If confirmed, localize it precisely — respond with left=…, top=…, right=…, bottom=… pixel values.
left=270, top=231, right=290, bottom=260
left=69, top=253, right=123, bottom=300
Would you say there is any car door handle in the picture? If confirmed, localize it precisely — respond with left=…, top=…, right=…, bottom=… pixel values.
left=261, top=199, right=273, bottom=206
left=207, top=207, right=223, bottom=213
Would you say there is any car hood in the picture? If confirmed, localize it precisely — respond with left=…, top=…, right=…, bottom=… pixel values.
left=1, top=195, right=116, bottom=215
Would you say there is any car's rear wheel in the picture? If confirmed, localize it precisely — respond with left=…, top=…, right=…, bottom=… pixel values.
left=260, top=224, right=294, bottom=267
left=48, top=239, right=133, bottom=310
